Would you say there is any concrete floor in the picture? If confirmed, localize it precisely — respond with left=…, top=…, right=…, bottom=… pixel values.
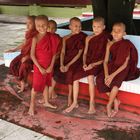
left=0, top=119, right=54, bottom=140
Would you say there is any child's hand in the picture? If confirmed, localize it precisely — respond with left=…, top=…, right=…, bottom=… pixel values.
left=83, top=64, right=87, bottom=71
left=39, top=67, right=47, bottom=75
left=4, top=49, right=14, bottom=53
left=60, top=65, right=65, bottom=72
left=64, top=65, right=69, bottom=72
left=46, top=66, right=52, bottom=73
left=107, top=39, right=114, bottom=47
left=105, top=74, right=114, bottom=87
left=84, top=64, right=94, bottom=71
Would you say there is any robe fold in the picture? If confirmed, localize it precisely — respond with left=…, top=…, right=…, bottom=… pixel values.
left=96, top=39, right=140, bottom=93
left=54, top=32, right=87, bottom=84
left=10, top=30, right=37, bottom=81
left=73, top=31, right=111, bottom=81
left=33, top=32, right=60, bottom=92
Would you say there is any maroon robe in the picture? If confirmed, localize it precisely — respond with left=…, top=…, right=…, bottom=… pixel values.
left=96, top=39, right=140, bottom=93
left=10, top=30, right=37, bottom=81
left=33, top=32, right=60, bottom=92
left=73, top=31, right=111, bottom=81
left=54, top=32, right=87, bottom=84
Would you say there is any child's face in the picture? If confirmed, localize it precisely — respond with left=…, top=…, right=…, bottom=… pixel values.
left=35, top=19, right=48, bottom=35
left=69, top=20, right=81, bottom=34
left=92, top=21, right=105, bottom=35
left=48, top=23, right=56, bottom=33
left=26, top=18, right=34, bottom=31
left=112, top=25, right=126, bottom=41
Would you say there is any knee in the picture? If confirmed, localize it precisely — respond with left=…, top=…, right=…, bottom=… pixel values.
left=112, top=86, right=119, bottom=92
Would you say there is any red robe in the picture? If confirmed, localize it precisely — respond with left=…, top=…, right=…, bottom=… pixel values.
left=73, top=31, right=111, bottom=81
left=10, top=30, right=37, bottom=81
left=33, top=32, right=60, bottom=92
left=54, top=32, right=87, bottom=84
left=96, top=39, right=140, bottom=93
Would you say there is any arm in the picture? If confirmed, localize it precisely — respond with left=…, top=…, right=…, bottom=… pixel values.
left=30, top=37, right=46, bottom=75
left=60, top=37, right=66, bottom=72
left=5, top=42, right=25, bottom=53
left=65, top=48, right=83, bottom=72
left=104, top=42, right=111, bottom=78
left=46, top=54, right=56, bottom=73
left=85, top=60, right=103, bottom=71
left=107, top=55, right=130, bottom=80
left=21, top=55, right=30, bottom=63
left=83, top=36, right=90, bottom=70
left=105, top=50, right=130, bottom=87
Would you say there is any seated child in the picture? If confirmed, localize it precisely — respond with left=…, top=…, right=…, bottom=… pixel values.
left=54, top=17, right=87, bottom=106
left=96, top=22, right=140, bottom=117
left=5, top=16, right=37, bottom=93
left=65, top=17, right=111, bottom=113
left=28, top=15, right=60, bottom=116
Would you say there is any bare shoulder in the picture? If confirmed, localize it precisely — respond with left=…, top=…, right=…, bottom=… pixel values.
left=86, top=34, right=93, bottom=42
left=63, top=34, right=71, bottom=41
left=32, top=36, right=37, bottom=42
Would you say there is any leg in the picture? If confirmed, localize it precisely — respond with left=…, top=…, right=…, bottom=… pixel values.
left=17, top=80, right=25, bottom=93
left=49, top=78, right=57, bottom=99
left=113, top=98, right=121, bottom=112
left=106, top=86, right=119, bottom=117
left=64, top=81, right=79, bottom=113
left=106, top=91, right=120, bottom=116
left=67, top=84, right=73, bottom=106
left=87, top=75, right=96, bottom=114
left=28, top=88, right=37, bottom=116
left=43, top=86, right=57, bottom=109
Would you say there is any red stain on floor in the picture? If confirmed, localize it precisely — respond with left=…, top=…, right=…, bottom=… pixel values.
left=0, top=65, right=140, bottom=140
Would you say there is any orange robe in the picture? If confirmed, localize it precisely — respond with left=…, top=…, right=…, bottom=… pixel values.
left=33, top=32, right=60, bottom=92
left=96, top=39, right=140, bottom=93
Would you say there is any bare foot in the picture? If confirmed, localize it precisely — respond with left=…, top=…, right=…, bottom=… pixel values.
left=43, top=103, right=57, bottom=109
left=17, top=85, right=24, bottom=93
left=87, top=103, right=96, bottom=114
left=107, top=104, right=112, bottom=118
left=51, top=93, right=58, bottom=99
left=110, top=110, right=118, bottom=118
left=28, top=107, right=34, bottom=116
left=16, top=85, right=21, bottom=90
left=38, top=99, right=45, bottom=104
left=64, top=103, right=79, bottom=113
left=108, top=100, right=121, bottom=118
left=17, top=89, right=24, bottom=93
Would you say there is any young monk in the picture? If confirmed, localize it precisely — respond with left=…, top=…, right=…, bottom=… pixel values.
left=47, top=20, right=57, bottom=33
left=54, top=17, right=87, bottom=106
left=28, top=15, right=60, bottom=116
left=47, top=20, right=62, bottom=99
left=37, top=19, right=62, bottom=101
left=65, top=17, right=111, bottom=113
left=5, top=16, right=37, bottom=93
left=96, top=22, right=140, bottom=117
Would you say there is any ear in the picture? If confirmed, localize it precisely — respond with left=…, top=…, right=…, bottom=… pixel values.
left=69, top=24, right=71, bottom=30
left=103, top=25, right=105, bottom=30
left=124, top=31, right=126, bottom=36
